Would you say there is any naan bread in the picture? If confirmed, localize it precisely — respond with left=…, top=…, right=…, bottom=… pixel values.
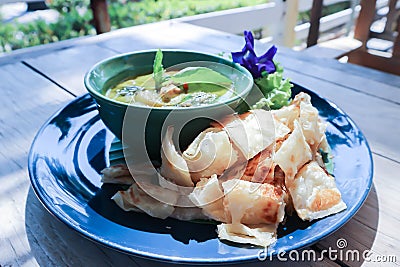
left=272, top=104, right=299, bottom=131
left=108, top=92, right=347, bottom=249
left=239, top=148, right=275, bottom=184
left=274, top=118, right=291, bottom=140
left=292, top=91, right=312, bottom=106
left=223, top=110, right=276, bottom=160
left=217, top=223, right=277, bottom=247
left=101, top=164, right=134, bottom=185
left=274, top=120, right=312, bottom=179
left=113, top=186, right=208, bottom=220
left=183, top=128, right=238, bottom=182
left=159, top=126, right=194, bottom=187
left=222, top=179, right=286, bottom=225
left=272, top=92, right=313, bottom=132
left=189, top=175, right=227, bottom=222
left=289, top=161, right=346, bottom=221
left=112, top=182, right=179, bottom=219
left=299, top=101, right=326, bottom=152
left=112, top=190, right=142, bottom=212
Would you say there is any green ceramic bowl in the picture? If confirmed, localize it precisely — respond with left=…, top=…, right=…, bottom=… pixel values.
left=84, top=49, right=253, bottom=161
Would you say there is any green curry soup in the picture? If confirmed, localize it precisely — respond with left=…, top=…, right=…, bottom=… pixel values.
left=105, top=67, right=235, bottom=107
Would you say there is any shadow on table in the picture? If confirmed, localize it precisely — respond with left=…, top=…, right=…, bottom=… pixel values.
left=25, top=188, right=140, bottom=267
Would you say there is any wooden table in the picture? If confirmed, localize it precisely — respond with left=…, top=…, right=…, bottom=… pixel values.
left=0, top=21, right=399, bottom=267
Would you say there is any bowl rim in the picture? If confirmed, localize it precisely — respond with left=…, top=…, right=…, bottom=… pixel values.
left=84, top=49, right=254, bottom=110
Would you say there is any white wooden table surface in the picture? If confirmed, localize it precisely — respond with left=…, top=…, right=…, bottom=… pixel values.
left=0, top=21, right=399, bottom=267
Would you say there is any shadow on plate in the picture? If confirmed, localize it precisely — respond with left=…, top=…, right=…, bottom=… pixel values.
left=88, top=183, right=218, bottom=245
left=25, top=188, right=140, bottom=267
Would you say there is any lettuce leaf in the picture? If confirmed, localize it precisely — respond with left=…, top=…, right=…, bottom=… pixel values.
left=252, top=72, right=293, bottom=110
left=170, top=67, right=232, bottom=86
left=250, top=62, right=292, bottom=110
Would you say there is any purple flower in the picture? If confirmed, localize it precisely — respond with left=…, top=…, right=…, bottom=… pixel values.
left=231, top=31, right=277, bottom=78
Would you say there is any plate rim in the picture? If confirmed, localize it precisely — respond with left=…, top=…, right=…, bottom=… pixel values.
left=28, top=85, right=374, bottom=264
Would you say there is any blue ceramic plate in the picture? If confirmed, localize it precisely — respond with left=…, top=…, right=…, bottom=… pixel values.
left=28, top=84, right=373, bottom=264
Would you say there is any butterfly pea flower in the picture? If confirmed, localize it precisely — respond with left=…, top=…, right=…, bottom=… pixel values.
left=231, top=31, right=277, bottom=79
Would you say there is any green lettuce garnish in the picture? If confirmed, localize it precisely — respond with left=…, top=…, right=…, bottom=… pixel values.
left=252, top=67, right=293, bottom=110
left=170, top=67, right=231, bottom=86
left=153, top=49, right=165, bottom=91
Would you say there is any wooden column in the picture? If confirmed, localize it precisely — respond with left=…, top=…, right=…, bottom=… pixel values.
left=384, top=0, right=398, bottom=33
left=392, top=15, right=400, bottom=58
left=306, top=0, right=323, bottom=47
left=353, top=0, right=377, bottom=49
left=90, top=0, right=111, bottom=34
left=279, top=0, right=299, bottom=47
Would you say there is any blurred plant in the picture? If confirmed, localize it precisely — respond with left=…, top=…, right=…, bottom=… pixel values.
left=107, top=0, right=265, bottom=30
left=0, top=0, right=95, bottom=53
left=0, top=0, right=347, bottom=53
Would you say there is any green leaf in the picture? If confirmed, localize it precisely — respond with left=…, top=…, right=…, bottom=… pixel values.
left=253, top=71, right=293, bottom=110
left=179, top=83, right=229, bottom=97
left=153, top=49, right=165, bottom=90
left=170, top=67, right=231, bottom=86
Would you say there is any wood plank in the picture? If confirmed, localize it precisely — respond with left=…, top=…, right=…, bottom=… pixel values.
left=302, top=37, right=362, bottom=59
left=285, top=48, right=400, bottom=88
left=0, top=63, right=143, bottom=266
left=354, top=0, right=377, bottom=47
left=348, top=48, right=400, bottom=76
left=25, top=189, right=140, bottom=266
left=315, top=154, right=400, bottom=266
left=0, top=63, right=71, bottom=266
left=131, top=249, right=339, bottom=266
left=23, top=44, right=117, bottom=96
left=97, top=21, right=244, bottom=54
left=277, top=53, right=400, bottom=104
left=97, top=30, right=211, bottom=54
left=282, top=69, right=400, bottom=163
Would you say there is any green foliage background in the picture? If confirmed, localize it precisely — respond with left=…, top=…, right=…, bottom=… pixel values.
left=0, top=0, right=350, bottom=53
left=0, top=0, right=265, bottom=53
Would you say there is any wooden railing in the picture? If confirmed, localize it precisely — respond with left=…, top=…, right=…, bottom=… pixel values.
left=177, top=0, right=391, bottom=47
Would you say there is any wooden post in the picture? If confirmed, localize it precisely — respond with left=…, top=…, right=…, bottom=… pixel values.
left=273, top=0, right=299, bottom=47
left=306, top=0, right=323, bottom=47
left=392, top=15, right=400, bottom=58
left=90, top=0, right=111, bottom=34
left=384, top=0, right=398, bottom=33
left=353, top=0, right=377, bottom=49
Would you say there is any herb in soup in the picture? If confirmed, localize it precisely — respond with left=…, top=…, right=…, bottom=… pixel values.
left=105, top=50, right=235, bottom=107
